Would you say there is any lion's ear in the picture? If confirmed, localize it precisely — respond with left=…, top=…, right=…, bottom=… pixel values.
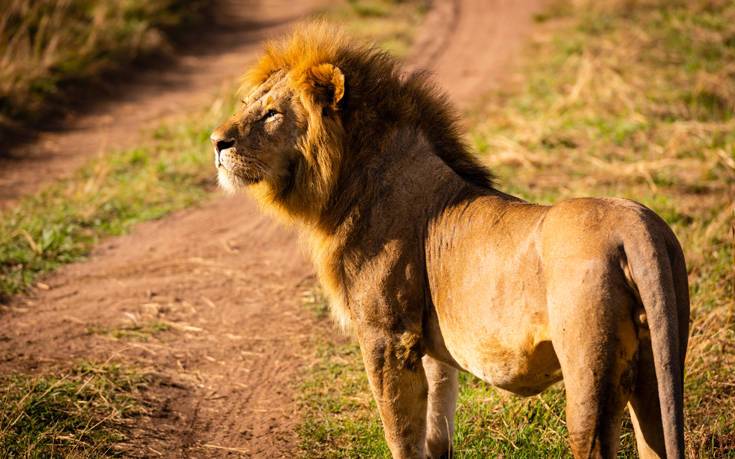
left=305, top=63, right=345, bottom=110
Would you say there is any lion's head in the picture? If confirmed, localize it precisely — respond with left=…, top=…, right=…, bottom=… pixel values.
left=211, top=24, right=348, bottom=221
left=211, top=69, right=305, bottom=190
left=211, top=23, right=492, bottom=225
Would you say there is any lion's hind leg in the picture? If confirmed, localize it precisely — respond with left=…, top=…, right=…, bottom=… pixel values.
left=627, top=336, right=667, bottom=459
left=548, top=278, right=639, bottom=458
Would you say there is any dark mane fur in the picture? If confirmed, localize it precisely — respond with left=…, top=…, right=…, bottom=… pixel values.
left=247, top=23, right=495, bottom=194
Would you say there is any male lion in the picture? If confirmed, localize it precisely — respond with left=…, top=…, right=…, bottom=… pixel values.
left=211, top=24, right=689, bottom=459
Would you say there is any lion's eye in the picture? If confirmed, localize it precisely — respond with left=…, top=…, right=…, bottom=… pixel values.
left=261, top=109, right=279, bottom=121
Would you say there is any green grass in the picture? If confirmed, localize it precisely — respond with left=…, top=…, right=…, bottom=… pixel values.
left=453, top=381, right=571, bottom=458
left=298, top=337, right=390, bottom=458
left=297, top=0, right=735, bottom=457
left=0, top=90, right=239, bottom=300
left=0, top=361, right=145, bottom=457
left=0, top=0, right=209, bottom=129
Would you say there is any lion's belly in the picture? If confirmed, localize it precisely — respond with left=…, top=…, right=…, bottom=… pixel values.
left=425, top=195, right=563, bottom=395
left=429, top=259, right=563, bottom=394
left=441, top=323, right=562, bottom=396
left=433, top=274, right=564, bottom=395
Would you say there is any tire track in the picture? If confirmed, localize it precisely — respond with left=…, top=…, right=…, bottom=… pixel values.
left=410, top=0, right=544, bottom=105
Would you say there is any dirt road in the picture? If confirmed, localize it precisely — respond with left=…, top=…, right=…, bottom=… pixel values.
left=0, top=0, right=544, bottom=456
left=411, top=0, right=542, bottom=102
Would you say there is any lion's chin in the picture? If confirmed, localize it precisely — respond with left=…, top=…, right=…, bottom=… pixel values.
left=217, top=168, right=261, bottom=193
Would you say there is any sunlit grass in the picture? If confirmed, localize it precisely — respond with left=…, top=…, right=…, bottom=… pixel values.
left=298, top=335, right=390, bottom=458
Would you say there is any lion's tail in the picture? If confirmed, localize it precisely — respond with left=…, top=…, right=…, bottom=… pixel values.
left=623, top=210, right=689, bottom=459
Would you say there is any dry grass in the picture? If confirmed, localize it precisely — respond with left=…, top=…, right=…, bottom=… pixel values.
left=0, top=361, right=146, bottom=457
left=0, top=0, right=207, bottom=127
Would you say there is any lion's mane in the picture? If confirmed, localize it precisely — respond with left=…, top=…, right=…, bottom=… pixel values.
left=243, top=24, right=495, bottom=330
left=244, top=23, right=494, bottom=223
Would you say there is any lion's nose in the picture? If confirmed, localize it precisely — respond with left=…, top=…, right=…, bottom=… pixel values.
left=210, top=133, right=235, bottom=153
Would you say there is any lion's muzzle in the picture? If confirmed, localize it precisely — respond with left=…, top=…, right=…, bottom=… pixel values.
left=210, top=132, right=236, bottom=168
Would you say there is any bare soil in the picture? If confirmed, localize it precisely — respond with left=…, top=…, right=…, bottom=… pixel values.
left=0, top=0, right=544, bottom=456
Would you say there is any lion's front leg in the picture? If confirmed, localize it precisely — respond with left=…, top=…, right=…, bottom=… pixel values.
left=423, top=355, right=457, bottom=458
left=357, top=325, right=429, bottom=459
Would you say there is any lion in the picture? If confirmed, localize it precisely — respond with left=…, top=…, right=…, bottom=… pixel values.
left=210, top=24, right=689, bottom=459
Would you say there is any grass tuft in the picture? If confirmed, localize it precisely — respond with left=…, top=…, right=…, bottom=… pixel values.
left=0, top=361, right=145, bottom=457
left=87, top=320, right=168, bottom=341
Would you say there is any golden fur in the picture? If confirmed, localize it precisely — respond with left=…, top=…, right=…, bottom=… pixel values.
left=211, top=24, right=689, bottom=459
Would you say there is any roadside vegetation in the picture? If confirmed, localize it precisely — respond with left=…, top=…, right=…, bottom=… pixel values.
left=298, top=0, right=735, bottom=457
left=0, top=0, right=208, bottom=133
left=0, top=362, right=146, bottom=456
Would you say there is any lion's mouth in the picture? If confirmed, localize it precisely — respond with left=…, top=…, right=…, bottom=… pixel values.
left=214, top=147, right=235, bottom=170
left=216, top=149, right=264, bottom=186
